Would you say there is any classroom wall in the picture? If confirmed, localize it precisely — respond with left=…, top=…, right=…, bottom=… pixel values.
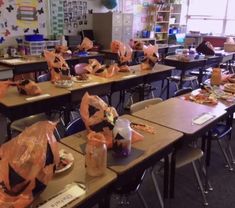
left=0, top=0, right=150, bottom=47
left=0, top=0, right=123, bottom=47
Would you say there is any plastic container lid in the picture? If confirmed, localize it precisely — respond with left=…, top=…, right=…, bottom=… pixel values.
left=25, top=34, right=44, bottom=42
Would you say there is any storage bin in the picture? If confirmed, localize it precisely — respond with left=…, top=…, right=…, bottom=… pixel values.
left=142, top=30, right=150, bottom=38
left=24, top=41, right=46, bottom=56
left=45, top=40, right=61, bottom=51
left=25, top=34, right=44, bottom=42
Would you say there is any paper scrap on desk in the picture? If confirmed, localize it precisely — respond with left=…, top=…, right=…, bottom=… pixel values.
left=192, top=113, right=215, bottom=125
left=25, top=94, right=50, bottom=101
left=122, top=74, right=137, bottom=79
left=81, top=82, right=99, bottom=87
left=38, top=184, right=86, bottom=208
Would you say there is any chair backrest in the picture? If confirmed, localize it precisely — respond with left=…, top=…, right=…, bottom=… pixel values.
left=130, top=98, right=163, bottom=114
left=37, top=73, right=51, bottom=82
left=64, top=117, right=86, bottom=137
left=74, top=63, right=88, bottom=75
left=174, top=87, right=192, bottom=97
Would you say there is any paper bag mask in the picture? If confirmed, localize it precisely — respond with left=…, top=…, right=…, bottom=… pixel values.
left=44, top=50, right=70, bottom=82
left=80, top=92, right=118, bottom=148
left=0, top=121, right=59, bottom=208
left=141, top=44, right=159, bottom=70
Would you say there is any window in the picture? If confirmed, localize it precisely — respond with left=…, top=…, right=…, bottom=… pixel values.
left=186, top=0, right=235, bottom=35
left=187, top=19, right=223, bottom=34
left=188, top=0, right=226, bottom=18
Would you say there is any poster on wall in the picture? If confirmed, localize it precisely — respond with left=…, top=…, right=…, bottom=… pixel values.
left=50, top=0, right=64, bottom=36
left=63, top=0, right=88, bottom=35
left=16, top=0, right=39, bottom=28
left=0, top=0, right=47, bottom=42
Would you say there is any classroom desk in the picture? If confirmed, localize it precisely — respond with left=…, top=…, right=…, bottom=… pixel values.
left=109, top=64, right=174, bottom=104
left=100, top=44, right=181, bottom=64
left=164, top=55, right=206, bottom=88
left=132, top=98, right=226, bottom=197
left=215, top=50, right=235, bottom=72
left=60, top=114, right=183, bottom=202
left=0, top=53, right=104, bottom=79
left=0, top=81, right=71, bottom=139
left=68, top=74, right=112, bottom=103
left=32, top=143, right=117, bottom=208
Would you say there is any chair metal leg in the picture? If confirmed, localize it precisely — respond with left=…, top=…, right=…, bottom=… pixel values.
left=197, top=159, right=213, bottom=192
left=192, top=161, right=208, bottom=206
left=151, top=167, right=164, bottom=208
left=227, top=142, right=235, bottom=164
left=137, top=190, right=149, bottom=208
left=217, top=139, right=233, bottom=171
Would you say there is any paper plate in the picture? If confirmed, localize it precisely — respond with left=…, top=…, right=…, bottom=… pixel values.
left=55, top=149, right=74, bottom=174
left=72, top=75, right=90, bottom=83
left=54, top=80, right=73, bottom=88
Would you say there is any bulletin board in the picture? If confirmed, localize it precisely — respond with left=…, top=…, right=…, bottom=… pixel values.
left=0, top=0, right=47, bottom=42
left=63, top=0, right=90, bottom=35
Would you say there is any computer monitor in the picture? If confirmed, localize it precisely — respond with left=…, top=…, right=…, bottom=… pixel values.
left=175, top=33, right=186, bottom=44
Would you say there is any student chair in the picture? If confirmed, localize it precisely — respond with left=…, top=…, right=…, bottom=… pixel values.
left=130, top=98, right=165, bottom=208
left=64, top=117, right=86, bottom=137
left=10, top=73, right=61, bottom=139
left=74, top=63, right=88, bottom=75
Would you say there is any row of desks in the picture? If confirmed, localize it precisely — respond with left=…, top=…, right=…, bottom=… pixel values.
left=164, top=50, right=235, bottom=89
left=32, top=113, right=183, bottom=208
left=0, top=53, right=105, bottom=79
left=0, top=64, right=174, bottom=139
left=101, top=44, right=182, bottom=63
left=35, top=93, right=234, bottom=208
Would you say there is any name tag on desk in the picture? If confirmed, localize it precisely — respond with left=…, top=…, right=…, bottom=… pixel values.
left=25, top=94, right=50, bottom=101
left=122, top=74, right=137, bottom=79
left=192, top=113, right=215, bottom=125
left=38, top=183, right=86, bottom=208
left=81, top=82, right=99, bottom=87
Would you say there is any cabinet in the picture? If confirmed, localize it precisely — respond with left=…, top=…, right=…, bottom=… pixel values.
left=93, top=12, right=133, bottom=49
left=147, top=3, right=181, bottom=44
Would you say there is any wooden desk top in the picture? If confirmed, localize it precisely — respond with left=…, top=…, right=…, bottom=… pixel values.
left=108, top=64, right=174, bottom=82
left=32, top=143, right=116, bottom=208
left=0, top=64, right=173, bottom=107
left=0, top=81, right=70, bottom=107
left=179, top=88, right=235, bottom=113
left=165, top=55, right=206, bottom=63
left=60, top=114, right=183, bottom=174
left=68, top=74, right=111, bottom=91
left=0, top=54, right=104, bottom=66
left=132, top=98, right=226, bottom=135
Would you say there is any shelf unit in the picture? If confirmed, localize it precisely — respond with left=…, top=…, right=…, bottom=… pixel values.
left=169, top=4, right=182, bottom=30
left=147, top=2, right=182, bottom=44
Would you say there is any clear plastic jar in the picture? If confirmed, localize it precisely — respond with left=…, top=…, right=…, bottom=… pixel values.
left=112, top=118, right=132, bottom=157
left=85, top=132, right=107, bottom=176
left=211, top=68, right=222, bottom=86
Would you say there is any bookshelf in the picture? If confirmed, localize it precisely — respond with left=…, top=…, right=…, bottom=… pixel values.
left=147, top=2, right=182, bottom=44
